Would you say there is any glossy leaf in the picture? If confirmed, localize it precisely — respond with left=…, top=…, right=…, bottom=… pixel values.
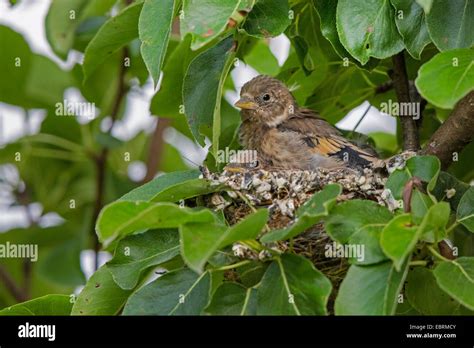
left=415, top=49, right=474, bottom=109
left=380, top=214, right=417, bottom=270
left=457, top=187, right=474, bottom=232
left=243, top=0, right=291, bottom=38
left=107, top=229, right=180, bottom=289
left=180, top=209, right=268, bottom=273
left=83, top=2, right=142, bottom=81
left=150, top=37, right=196, bottom=118
left=391, top=0, right=431, bottom=59
left=118, top=169, right=200, bottom=201
left=0, top=295, right=72, bottom=315
left=406, top=267, right=463, bottom=315
left=72, top=266, right=133, bottom=315
left=425, top=0, right=474, bottom=51
left=205, top=283, right=257, bottom=315
left=348, top=224, right=388, bottom=265
left=256, top=254, right=332, bottom=315
left=335, top=260, right=410, bottom=315
left=181, top=0, right=241, bottom=50
left=336, top=0, right=404, bottom=64
left=183, top=36, right=235, bottom=152
left=139, top=0, right=175, bottom=85
left=123, top=269, right=211, bottom=315
left=96, top=201, right=216, bottom=246
left=325, top=200, right=393, bottom=243
left=434, top=257, right=474, bottom=310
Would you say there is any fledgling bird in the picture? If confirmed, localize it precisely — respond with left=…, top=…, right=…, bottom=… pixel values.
left=234, top=75, right=381, bottom=171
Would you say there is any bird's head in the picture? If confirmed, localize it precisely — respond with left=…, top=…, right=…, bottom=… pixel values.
left=234, top=75, right=295, bottom=127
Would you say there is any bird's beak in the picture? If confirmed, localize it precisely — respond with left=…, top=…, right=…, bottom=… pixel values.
left=234, top=97, right=257, bottom=110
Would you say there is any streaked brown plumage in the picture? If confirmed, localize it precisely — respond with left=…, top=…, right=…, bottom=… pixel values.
left=235, top=75, right=380, bottom=170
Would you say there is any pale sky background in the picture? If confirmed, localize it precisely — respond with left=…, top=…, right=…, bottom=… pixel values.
left=0, top=0, right=396, bottom=280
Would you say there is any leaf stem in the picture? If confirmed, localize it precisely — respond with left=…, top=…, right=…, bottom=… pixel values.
left=446, top=221, right=459, bottom=235
left=214, top=260, right=251, bottom=271
left=427, top=245, right=451, bottom=262
left=409, top=260, right=428, bottom=266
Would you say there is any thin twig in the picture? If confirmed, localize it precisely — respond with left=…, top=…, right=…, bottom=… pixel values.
left=0, top=265, right=27, bottom=302
left=90, top=48, right=129, bottom=271
left=142, top=118, right=170, bottom=183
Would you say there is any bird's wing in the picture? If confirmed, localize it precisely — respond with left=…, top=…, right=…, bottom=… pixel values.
left=279, top=108, right=379, bottom=167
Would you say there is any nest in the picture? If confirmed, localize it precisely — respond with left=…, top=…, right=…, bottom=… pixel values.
left=200, top=152, right=414, bottom=311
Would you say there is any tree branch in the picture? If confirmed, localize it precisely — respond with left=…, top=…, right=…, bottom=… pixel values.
left=391, top=52, right=420, bottom=151
left=421, top=91, right=474, bottom=169
left=142, top=118, right=170, bottom=183
left=90, top=49, right=128, bottom=271
left=0, top=265, right=28, bottom=302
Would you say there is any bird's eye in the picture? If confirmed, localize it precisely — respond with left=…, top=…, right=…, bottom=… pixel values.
left=262, top=93, right=271, bottom=101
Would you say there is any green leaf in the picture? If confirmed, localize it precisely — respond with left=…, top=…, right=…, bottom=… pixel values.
left=36, top=239, right=85, bottom=287
left=380, top=214, right=418, bottom=270
left=416, top=0, right=433, bottom=13
left=335, top=260, right=410, bottom=315
left=139, top=0, right=175, bottom=86
left=45, top=0, right=116, bottom=59
left=418, top=201, right=450, bottom=243
left=123, top=269, right=211, bottom=315
left=237, top=261, right=268, bottom=287
left=386, top=155, right=440, bottom=199
left=45, top=0, right=88, bottom=59
left=243, top=0, right=291, bottom=38
left=118, top=169, right=200, bottom=201
left=425, top=0, right=474, bottom=51
left=181, top=0, right=241, bottom=50
left=325, top=200, right=393, bottom=244
left=205, top=283, right=257, bottom=315
left=180, top=209, right=268, bottom=273
left=151, top=178, right=224, bottom=203
left=336, top=0, right=404, bottom=65
left=406, top=267, right=463, bottom=315
left=72, top=266, right=133, bottom=315
left=150, top=37, right=197, bottom=118
left=183, top=36, right=235, bottom=153
left=107, top=229, right=180, bottom=289
left=0, top=26, right=75, bottom=108
left=256, top=254, right=332, bottom=315
left=243, top=40, right=280, bottom=75
left=96, top=201, right=216, bottom=246
left=0, top=295, right=73, bottom=315
left=391, top=0, right=431, bottom=59
left=313, top=0, right=350, bottom=59
left=83, top=2, right=142, bottom=81
left=261, top=184, right=341, bottom=242
left=415, top=49, right=474, bottom=109
left=432, top=171, right=470, bottom=211
left=457, top=187, right=474, bottom=232
left=434, top=257, right=474, bottom=310
left=348, top=224, right=388, bottom=265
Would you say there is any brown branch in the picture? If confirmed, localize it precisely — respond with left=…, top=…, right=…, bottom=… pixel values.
left=90, top=49, right=128, bottom=271
left=0, top=265, right=28, bottom=302
left=421, top=91, right=474, bottom=169
left=142, top=118, right=170, bottom=183
left=391, top=52, right=420, bottom=151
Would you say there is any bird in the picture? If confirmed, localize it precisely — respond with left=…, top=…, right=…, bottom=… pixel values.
left=233, top=75, right=381, bottom=171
